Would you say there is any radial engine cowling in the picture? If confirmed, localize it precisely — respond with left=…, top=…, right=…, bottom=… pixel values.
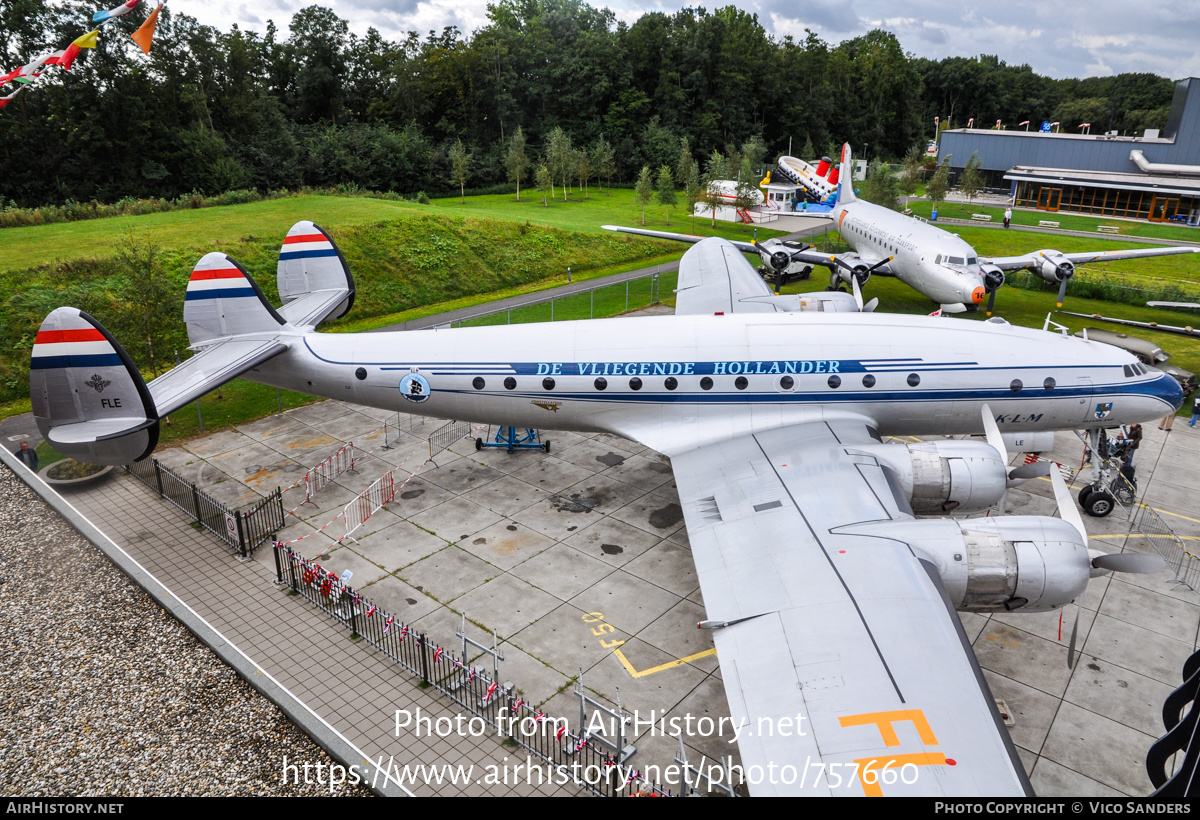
left=903, top=516, right=1091, bottom=612
left=1031, top=249, right=1075, bottom=285
left=855, top=440, right=1007, bottom=515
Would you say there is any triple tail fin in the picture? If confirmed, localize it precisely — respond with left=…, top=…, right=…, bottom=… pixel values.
left=836, top=142, right=856, bottom=205
left=30, top=308, right=159, bottom=464
left=184, top=252, right=285, bottom=346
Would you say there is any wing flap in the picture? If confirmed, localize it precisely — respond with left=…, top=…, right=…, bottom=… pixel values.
left=149, top=337, right=288, bottom=417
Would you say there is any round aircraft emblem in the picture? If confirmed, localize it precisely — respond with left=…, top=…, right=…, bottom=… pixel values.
left=399, top=372, right=431, bottom=403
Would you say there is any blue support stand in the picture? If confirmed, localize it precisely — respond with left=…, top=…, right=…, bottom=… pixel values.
left=475, top=426, right=550, bottom=454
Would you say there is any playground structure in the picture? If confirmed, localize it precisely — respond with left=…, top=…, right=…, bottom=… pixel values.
left=695, top=155, right=842, bottom=224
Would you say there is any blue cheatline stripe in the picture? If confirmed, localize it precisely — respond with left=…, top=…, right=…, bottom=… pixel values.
left=184, top=288, right=257, bottom=301
left=279, top=249, right=339, bottom=260
left=30, top=353, right=123, bottom=370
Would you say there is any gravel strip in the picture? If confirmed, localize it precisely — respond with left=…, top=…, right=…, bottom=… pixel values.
left=0, top=465, right=374, bottom=797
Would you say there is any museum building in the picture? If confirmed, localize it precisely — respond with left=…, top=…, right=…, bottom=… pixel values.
left=939, top=77, right=1200, bottom=224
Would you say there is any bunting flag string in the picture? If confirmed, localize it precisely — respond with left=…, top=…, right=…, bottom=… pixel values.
left=1, top=2, right=166, bottom=111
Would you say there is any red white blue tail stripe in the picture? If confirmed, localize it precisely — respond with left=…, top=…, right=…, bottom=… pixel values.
left=186, top=253, right=257, bottom=301
left=31, top=319, right=121, bottom=371
left=279, top=221, right=338, bottom=261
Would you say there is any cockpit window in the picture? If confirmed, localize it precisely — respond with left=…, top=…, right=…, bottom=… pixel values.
left=1123, top=364, right=1134, bottom=378
left=967, top=256, right=978, bottom=265
left=949, top=256, right=965, bottom=265
left=935, top=255, right=942, bottom=264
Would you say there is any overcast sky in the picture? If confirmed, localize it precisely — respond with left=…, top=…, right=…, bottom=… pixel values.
left=162, top=0, right=1200, bottom=81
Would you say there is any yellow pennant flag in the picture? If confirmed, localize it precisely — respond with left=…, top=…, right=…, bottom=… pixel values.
left=72, top=29, right=100, bottom=49
left=131, top=3, right=162, bottom=55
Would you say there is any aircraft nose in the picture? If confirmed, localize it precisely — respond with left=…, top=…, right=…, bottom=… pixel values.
left=971, top=286, right=986, bottom=304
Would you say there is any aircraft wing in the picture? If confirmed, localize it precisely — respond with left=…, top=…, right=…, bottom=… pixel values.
left=601, top=225, right=760, bottom=255
left=985, top=246, right=1198, bottom=271
left=671, top=236, right=778, bottom=314
left=667, top=420, right=1032, bottom=796
left=148, top=336, right=288, bottom=417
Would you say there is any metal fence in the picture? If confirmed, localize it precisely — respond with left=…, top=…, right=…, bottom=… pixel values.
left=126, top=457, right=283, bottom=557
left=274, top=544, right=681, bottom=797
left=1132, top=503, right=1200, bottom=593
left=435, top=271, right=672, bottom=330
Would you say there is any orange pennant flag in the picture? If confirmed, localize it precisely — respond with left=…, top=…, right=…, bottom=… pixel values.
left=131, top=3, right=162, bottom=55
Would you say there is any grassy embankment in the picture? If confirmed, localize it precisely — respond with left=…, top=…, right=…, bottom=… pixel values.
left=5, top=190, right=784, bottom=458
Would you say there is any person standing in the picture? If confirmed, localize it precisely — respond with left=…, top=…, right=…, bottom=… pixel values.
left=1003, top=207, right=1012, bottom=228
left=11, top=441, right=38, bottom=471
left=1125, top=423, right=1143, bottom=466
left=1190, top=395, right=1200, bottom=427
left=1161, top=411, right=1176, bottom=431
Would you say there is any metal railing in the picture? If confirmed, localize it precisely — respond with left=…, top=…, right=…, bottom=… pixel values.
left=275, top=544, right=678, bottom=797
left=1132, top=503, right=1200, bottom=592
left=126, top=457, right=283, bottom=557
left=437, top=271, right=671, bottom=330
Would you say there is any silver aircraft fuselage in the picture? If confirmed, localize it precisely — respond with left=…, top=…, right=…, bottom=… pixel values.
left=243, top=311, right=1181, bottom=455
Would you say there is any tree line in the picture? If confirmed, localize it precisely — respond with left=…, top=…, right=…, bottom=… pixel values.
left=0, top=0, right=1177, bottom=208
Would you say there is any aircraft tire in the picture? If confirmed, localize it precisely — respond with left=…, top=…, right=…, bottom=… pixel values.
left=1078, top=485, right=1094, bottom=510
left=1085, top=490, right=1115, bottom=518
left=475, top=438, right=483, bottom=451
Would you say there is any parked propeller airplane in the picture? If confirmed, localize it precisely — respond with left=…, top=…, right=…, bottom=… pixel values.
left=607, top=144, right=1200, bottom=315
left=29, top=221, right=1181, bottom=796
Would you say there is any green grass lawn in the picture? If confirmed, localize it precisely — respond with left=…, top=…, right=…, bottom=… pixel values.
left=0, top=195, right=424, bottom=272
left=430, top=187, right=788, bottom=242
left=910, top=200, right=1200, bottom=242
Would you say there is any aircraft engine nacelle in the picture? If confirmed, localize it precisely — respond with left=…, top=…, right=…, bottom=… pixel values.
left=1031, top=249, right=1075, bottom=285
left=855, top=440, right=1007, bottom=515
left=910, top=517, right=1090, bottom=613
left=834, top=258, right=872, bottom=289
left=981, top=263, right=1004, bottom=293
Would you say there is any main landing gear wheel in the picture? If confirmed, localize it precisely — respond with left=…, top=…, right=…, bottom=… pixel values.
left=1078, top=485, right=1094, bottom=509
left=1085, top=490, right=1115, bottom=518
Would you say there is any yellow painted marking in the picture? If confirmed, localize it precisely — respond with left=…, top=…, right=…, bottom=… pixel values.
left=852, top=753, right=950, bottom=797
left=839, top=709, right=938, bottom=746
left=612, top=647, right=717, bottom=679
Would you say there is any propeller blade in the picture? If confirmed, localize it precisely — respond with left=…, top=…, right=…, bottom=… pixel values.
left=1048, top=467, right=1089, bottom=544
left=851, top=273, right=864, bottom=311
left=980, top=404, right=1008, bottom=463
left=774, top=268, right=783, bottom=295
left=1067, top=602, right=1082, bottom=669
left=986, top=288, right=997, bottom=316
left=1057, top=277, right=1069, bottom=308
left=867, top=255, right=894, bottom=274
left=1008, top=460, right=1051, bottom=480
left=863, top=297, right=879, bottom=313
left=1091, top=552, right=1168, bottom=575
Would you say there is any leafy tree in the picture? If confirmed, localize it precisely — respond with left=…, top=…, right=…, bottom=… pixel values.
left=656, top=165, right=676, bottom=225
left=535, top=164, right=552, bottom=206
left=860, top=159, right=900, bottom=211
left=592, top=136, right=616, bottom=195
left=577, top=148, right=593, bottom=199
left=545, top=126, right=573, bottom=200
left=733, top=157, right=759, bottom=217
left=684, top=161, right=702, bottom=231
left=900, top=145, right=924, bottom=209
left=635, top=165, right=654, bottom=225
left=741, top=135, right=768, bottom=174
left=800, top=135, right=815, bottom=161
left=448, top=138, right=472, bottom=203
left=504, top=126, right=530, bottom=200
left=704, top=150, right=730, bottom=183
left=113, top=233, right=174, bottom=378
left=958, top=151, right=984, bottom=206
left=927, top=156, right=951, bottom=209
left=675, top=137, right=694, bottom=192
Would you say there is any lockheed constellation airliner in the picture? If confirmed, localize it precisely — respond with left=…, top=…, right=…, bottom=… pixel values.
left=609, top=144, right=1199, bottom=315
left=29, top=219, right=1181, bottom=796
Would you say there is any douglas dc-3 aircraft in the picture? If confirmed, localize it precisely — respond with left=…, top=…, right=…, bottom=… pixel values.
left=609, top=144, right=1200, bottom=315
left=29, top=220, right=1182, bottom=796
